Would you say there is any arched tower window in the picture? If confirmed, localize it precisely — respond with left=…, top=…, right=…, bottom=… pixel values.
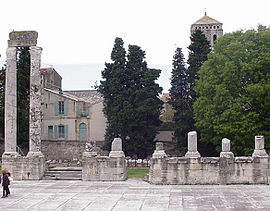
left=213, top=34, right=217, bottom=42
left=79, top=123, right=87, bottom=141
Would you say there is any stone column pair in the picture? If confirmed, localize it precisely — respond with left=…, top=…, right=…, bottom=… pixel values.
left=4, top=45, right=43, bottom=157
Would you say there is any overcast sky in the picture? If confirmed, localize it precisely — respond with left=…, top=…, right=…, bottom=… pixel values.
left=1, top=0, right=269, bottom=92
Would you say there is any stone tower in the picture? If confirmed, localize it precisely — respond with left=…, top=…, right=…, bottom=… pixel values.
left=191, top=13, right=223, bottom=47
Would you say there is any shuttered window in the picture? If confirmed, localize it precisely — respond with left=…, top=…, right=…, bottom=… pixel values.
left=55, top=101, right=68, bottom=115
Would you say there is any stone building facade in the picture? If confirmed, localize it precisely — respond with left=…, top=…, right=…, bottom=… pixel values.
left=41, top=87, right=106, bottom=161
left=40, top=67, right=62, bottom=90
left=191, top=13, right=223, bottom=47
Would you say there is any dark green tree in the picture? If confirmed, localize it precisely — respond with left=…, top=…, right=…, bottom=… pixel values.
left=194, top=27, right=270, bottom=156
left=17, top=47, right=30, bottom=149
left=98, top=39, right=163, bottom=158
left=169, top=47, right=191, bottom=151
left=187, top=30, right=211, bottom=101
left=123, top=45, right=163, bottom=158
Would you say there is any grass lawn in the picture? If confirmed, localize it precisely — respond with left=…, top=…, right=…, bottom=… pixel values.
left=128, top=168, right=149, bottom=178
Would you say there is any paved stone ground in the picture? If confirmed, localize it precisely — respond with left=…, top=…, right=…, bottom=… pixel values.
left=0, top=178, right=269, bottom=211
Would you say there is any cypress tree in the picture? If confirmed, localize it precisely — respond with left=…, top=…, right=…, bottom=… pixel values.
left=98, top=37, right=127, bottom=148
left=169, top=47, right=191, bottom=150
left=98, top=39, right=163, bottom=158
left=124, top=45, right=163, bottom=158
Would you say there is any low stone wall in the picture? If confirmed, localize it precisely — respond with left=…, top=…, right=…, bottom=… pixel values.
left=82, top=138, right=128, bottom=181
left=2, top=152, right=44, bottom=180
left=148, top=132, right=270, bottom=185
left=149, top=156, right=269, bottom=185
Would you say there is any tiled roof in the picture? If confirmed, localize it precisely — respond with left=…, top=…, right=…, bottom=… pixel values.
left=193, top=14, right=221, bottom=25
left=63, top=90, right=103, bottom=105
left=40, top=67, right=53, bottom=74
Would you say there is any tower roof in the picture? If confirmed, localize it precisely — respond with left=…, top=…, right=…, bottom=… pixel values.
left=193, top=13, right=222, bottom=25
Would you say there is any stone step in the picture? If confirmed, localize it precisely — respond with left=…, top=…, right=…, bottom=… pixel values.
left=43, top=168, right=82, bottom=180
left=49, top=167, right=82, bottom=171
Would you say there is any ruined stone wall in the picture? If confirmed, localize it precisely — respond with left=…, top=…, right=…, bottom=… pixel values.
left=149, top=156, right=270, bottom=185
left=41, top=140, right=85, bottom=161
left=148, top=133, right=270, bottom=185
left=82, top=138, right=128, bottom=181
left=2, top=155, right=44, bottom=180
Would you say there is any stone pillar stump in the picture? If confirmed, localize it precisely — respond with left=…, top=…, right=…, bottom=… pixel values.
left=220, top=138, right=234, bottom=158
left=252, top=136, right=268, bottom=157
left=185, top=131, right=201, bottom=158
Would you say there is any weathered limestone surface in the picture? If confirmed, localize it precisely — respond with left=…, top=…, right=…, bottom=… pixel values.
left=252, top=136, right=268, bottom=157
left=28, top=46, right=43, bottom=153
left=8, top=31, right=38, bottom=47
left=185, top=131, right=201, bottom=158
left=2, top=154, right=44, bottom=180
left=152, top=142, right=167, bottom=158
left=149, top=134, right=270, bottom=185
left=109, top=138, right=125, bottom=158
left=4, top=47, right=17, bottom=153
left=220, top=138, right=234, bottom=158
left=2, top=31, right=44, bottom=180
left=82, top=138, right=127, bottom=181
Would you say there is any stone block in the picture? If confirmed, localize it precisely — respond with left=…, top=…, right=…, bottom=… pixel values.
left=109, top=138, right=125, bottom=157
left=185, top=131, right=201, bottom=158
left=8, top=31, right=38, bottom=47
left=252, top=136, right=268, bottom=157
left=222, top=138, right=230, bottom=152
left=152, top=142, right=167, bottom=158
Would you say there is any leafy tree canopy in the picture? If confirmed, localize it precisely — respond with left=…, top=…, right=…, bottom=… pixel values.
left=194, top=27, right=270, bottom=155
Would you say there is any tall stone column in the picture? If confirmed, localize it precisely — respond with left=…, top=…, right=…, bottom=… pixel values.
left=27, top=46, right=43, bottom=156
left=4, top=47, right=18, bottom=155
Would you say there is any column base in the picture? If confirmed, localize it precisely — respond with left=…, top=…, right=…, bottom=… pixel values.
left=220, top=152, right=234, bottom=159
left=26, top=151, right=44, bottom=158
left=2, top=151, right=20, bottom=158
left=252, top=149, right=268, bottom=157
left=185, top=151, right=201, bottom=158
left=109, top=151, right=125, bottom=158
left=152, top=150, right=167, bottom=158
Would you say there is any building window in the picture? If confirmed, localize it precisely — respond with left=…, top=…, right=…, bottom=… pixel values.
left=213, top=34, right=217, bottom=42
left=59, top=101, right=64, bottom=114
left=213, top=26, right=216, bottom=29
left=58, top=125, right=65, bottom=138
left=79, top=123, right=87, bottom=141
left=217, top=25, right=219, bottom=29
left=55, top=101, right=68, bottom=115
left=48, top=126, right=53, bottom=139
